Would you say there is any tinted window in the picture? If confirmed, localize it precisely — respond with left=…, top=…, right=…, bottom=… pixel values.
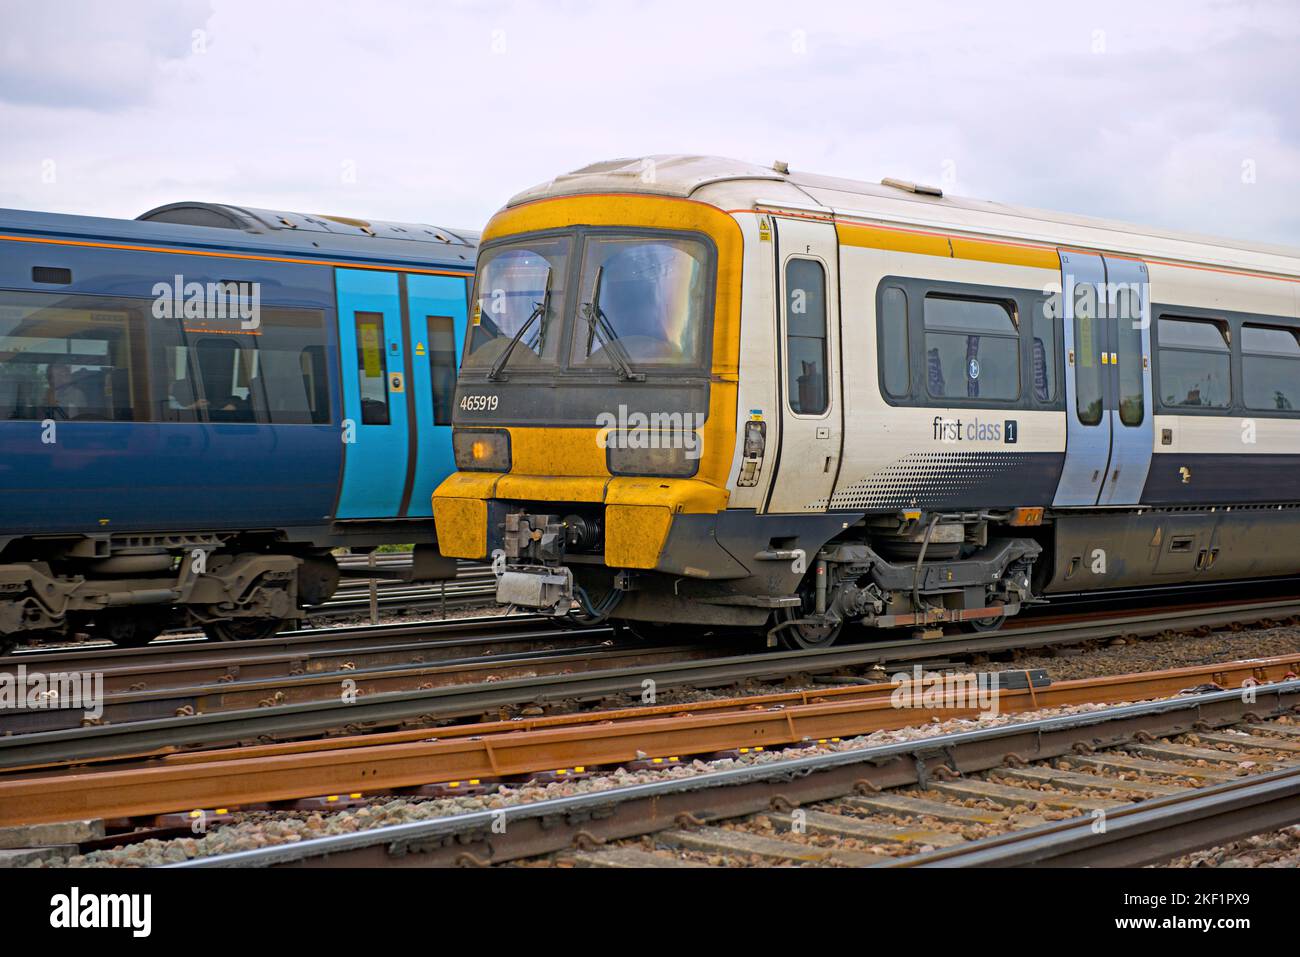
left=1031, top=298, right=1057, bottom=403
left=785, top=258, right=828, bottom=414
left=465, top=238, right=569, bottom=371
left=571, top=235, right=710, bottom=369
left=880, top=286, right=910, bottom=398
left=157, top=307, right=330, bottom=424
left=355, top=312, right=390, bottom=425
left=923, top=296, right=1019, bottom=401
left=1243, top=324, right=1300, bottom=411
left=428, top=315, right=457, bottom=426
left=1157, top=318, right=1230, bottom=409
left=1114, top=287, right=1144, bottom=426
left=1073, top=283, right=1104, bottom=425
left=257, top=310, right=330, bottom=424
left=0, top=291, right=150, bottom=422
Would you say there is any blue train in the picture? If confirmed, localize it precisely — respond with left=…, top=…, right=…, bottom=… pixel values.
left=0, top=202, right=476, bottom=651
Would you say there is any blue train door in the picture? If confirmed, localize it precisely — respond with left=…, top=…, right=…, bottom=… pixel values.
left=403, top=274, right=468, bottom=517
left=335, top=268, right=409, bottom=518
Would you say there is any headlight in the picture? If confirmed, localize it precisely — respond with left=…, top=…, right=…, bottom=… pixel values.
left=454, top=428, right=511, bottom=471
left=605, top=432, right=700, bottom=477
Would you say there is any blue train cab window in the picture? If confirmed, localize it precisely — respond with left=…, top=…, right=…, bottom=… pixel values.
left=0, top=290, right=149, bottom=421
left=427, top=315, right=457, bottom=425
left=354, top=312, right=390, bottom=425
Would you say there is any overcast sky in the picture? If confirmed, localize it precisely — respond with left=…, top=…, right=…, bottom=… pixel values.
left=1, top=0, right=1297, bottom=245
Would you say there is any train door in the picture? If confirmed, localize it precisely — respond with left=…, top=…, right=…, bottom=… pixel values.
left=1096, top=256, right=1153, bottom=505
left=765, top=218, right=842, bottom=513
left=403, top=274, right=468, bottom=517
left=335, top=268, right=410, bottom=518
left=1053, top=252, right=1153, bottom=507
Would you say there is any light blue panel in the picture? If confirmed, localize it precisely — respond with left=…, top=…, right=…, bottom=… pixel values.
left=404, top=274, right=468, bottom=517
left=335, top=268, right=408, bottom=518
left=1053, top=251, right=1112, bottom=507
left=1097, top=257, right=1154, bottom=505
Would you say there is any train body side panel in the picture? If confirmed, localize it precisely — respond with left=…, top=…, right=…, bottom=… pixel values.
left=1142, top=258, right=1300, bottom=506
left=0, top=240, right=342, bottom=534
left=831, top=240, right=1066, bottom=513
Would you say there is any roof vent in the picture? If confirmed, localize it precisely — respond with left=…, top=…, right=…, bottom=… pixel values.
left=881, top=177, right=943, bottom=197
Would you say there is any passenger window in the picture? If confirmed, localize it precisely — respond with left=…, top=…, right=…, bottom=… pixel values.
left=427, top=315, right=457, bottom=426
left=154, top=306, right=329, bottom=424
left=299, top=346, right=330, bottom=424
left=1114, top=287, right=1144, bottom=426
left=880, top=286, right=910, bottom=398
left=1031, top=298, right=1057, bottom=403
left=1157, top=317, right=1230, bottom=409
left=0, top=292, right=148, bottom=422
left=354, top=312, right=390, bottom=425
left=785, top=258, right=828, bottom=415
left=923, top=296, right=1019, bottom=401
left=1073, top=283, right=1104, bottom=425
left=1242, top=324, right=1300, bottom=412
left=257, top=308, right=330, bottom=424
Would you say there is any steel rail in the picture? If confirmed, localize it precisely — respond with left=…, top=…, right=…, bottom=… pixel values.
left=887, top=762, right=1300, bottom=867
left=0, top=638, right=739, bottom=735
left=164, top=680, right=1300, bottom=868
left=3, top=609, right=548, bottom=665
left=3, top=598, right=1299, bottom=769
left=4, top=656, right=1298, bottom=826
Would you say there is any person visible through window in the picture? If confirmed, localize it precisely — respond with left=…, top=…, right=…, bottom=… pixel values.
left=43, top=363, right=90, bottom=419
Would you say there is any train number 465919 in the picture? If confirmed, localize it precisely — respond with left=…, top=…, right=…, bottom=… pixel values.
left=459, top=393, right=499, bottom=412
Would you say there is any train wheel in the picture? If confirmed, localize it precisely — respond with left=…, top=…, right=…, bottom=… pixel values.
left=772, top=606, right=842, bottom=651
left=963, top=610, right=1007, bottom=634
left=97, top=609, right=168, bottom=648
left=202, top=617, right=285, bottom=642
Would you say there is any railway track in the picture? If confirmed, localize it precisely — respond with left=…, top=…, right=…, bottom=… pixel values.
left=153, top=677, right=1300, bottom=868
left=3, top=652, right=1297, bottom=831
left=4, top=595, right=1299, bottom=769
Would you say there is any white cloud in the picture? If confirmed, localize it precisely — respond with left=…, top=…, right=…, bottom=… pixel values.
left=0, top=0, right=1296, bottom=245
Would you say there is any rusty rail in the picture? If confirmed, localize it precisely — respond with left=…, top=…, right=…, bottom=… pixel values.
left=169, top=680, right=1300, bottom=868
left=2, top=654, right=1297, bottom=827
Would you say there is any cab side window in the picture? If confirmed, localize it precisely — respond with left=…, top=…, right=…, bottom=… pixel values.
left=785, top=258, right=828, bottom=415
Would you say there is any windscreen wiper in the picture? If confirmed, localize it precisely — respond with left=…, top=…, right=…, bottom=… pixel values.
left=580, top=266, right=646, bottom=382
left=487, top=271, right=551, bottom=382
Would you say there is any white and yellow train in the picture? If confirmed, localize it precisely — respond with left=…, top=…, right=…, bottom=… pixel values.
left=433, top=155, right=1300, bottom=647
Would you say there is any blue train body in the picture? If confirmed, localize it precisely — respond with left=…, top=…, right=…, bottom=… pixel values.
left=0, top=202, right=476, bottom=648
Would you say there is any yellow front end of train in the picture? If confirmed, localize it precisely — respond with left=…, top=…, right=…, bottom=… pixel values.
left=433, top=190, right=743, bottom=600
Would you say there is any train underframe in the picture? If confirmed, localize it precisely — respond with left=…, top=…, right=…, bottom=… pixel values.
left=490, top=503, right=1300, bottom=649
left=0, top=532, right=455, bottom=653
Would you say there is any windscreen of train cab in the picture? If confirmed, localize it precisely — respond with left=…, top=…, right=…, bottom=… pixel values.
left=462, top=230, right=713, bottom=377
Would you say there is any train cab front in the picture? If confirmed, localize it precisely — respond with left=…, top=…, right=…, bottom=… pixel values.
left=432, top=192, right=744, bottom=626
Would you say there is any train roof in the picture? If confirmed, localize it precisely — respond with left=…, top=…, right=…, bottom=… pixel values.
left=507, top=154, right=1300, bottom=278
left=0, top=202, right=479, bottom=270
